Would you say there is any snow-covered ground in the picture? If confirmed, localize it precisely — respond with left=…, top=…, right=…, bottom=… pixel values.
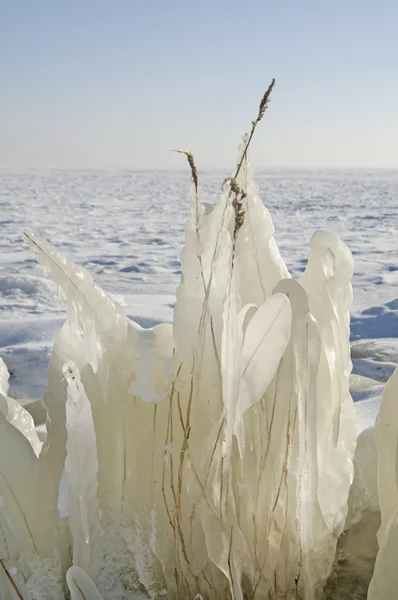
left=1, top=167, right=397, bottom=426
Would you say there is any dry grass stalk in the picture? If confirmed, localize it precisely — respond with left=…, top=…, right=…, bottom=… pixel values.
left=235, top=78, right=275, bottom=180
left=168, top=80, right=276, bottom=597
left=73, top=578, right=88, bottom=600
left=0, top=558, right=24, bottom=600
left=172, top=149, right=199, bottom=195
left=223, top=177, right=246, bottom=241
left=173, top=148, right=210, bottom=303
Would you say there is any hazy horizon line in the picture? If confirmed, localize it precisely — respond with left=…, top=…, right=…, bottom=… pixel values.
left=1, top=165, right=397, bottom=172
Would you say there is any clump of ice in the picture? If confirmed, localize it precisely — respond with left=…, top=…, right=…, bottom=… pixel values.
left=0, top=139, right=395, bottom=600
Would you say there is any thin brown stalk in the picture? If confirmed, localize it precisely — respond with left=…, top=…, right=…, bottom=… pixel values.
left=227, top=526, right=238, bottom=600
left=210, top=316, right=221, bottom=373
left=0, top=470, right=39, bottom=555
left=165, top=368, right=199, bottom=595
left=0, top=523, right=10, bottom=562
left=234, top=78, right=275, bottom=180
left=0, top=559, right=24, bottom=600
left=188, top=415, right=225, bottom=536
left=184, top=368, right=195, bottom=431
left=219, top=455, right=225, bottom=524
left=150, top=403, right=157, bottom=506
left=74, top=578, right=88, bottom=600
left=176, top=391, right=187, bottom=438
left=173, top=148, right=210, bottom=309
left=176, top=373, right=194, bottom=520
left=253, top=392, right=296, bottom=596
left=189, top=458, right=228, bottom=526
left=199, top=569, right=218, bottom=599
left=162, top=365, right=182, bottom=529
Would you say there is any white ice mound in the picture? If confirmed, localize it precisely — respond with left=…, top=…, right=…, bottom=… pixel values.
left=367, top=367, right=398, bottom=599
left=0, top=146, right=358, bottom=599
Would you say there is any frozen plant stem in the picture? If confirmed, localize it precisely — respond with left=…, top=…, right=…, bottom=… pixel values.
left=0, top=559, right=24, bottom=600
left=172, top=149, right=199, bottom=196
left=234, top=77, right=275, bottom=179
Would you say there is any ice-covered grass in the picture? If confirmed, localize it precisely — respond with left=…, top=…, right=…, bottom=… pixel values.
left=0, top=92, right=398, bottom=598
left=1, top=168, right=398, bottom=597
left=0, top=147, right=394, bottom=599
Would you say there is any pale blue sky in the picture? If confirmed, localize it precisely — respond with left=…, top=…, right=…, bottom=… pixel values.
left=1, top=0, right=397, bottom=168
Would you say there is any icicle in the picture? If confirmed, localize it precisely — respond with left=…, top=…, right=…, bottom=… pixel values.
left=300, top=229, right=356, bottom=535
left=64, top=362, right=102, bottom=581
left=221, top=267, right=241, bottom=457
left=234, top=135, right=290, bottom=306
left=368, top=368, right=398, bottom=599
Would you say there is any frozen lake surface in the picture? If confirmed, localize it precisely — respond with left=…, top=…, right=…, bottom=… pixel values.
left=1, top=167, right=398, bottom=404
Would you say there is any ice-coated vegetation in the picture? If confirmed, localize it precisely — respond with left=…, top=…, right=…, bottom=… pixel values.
left=0, top=92, right=396, bottom=599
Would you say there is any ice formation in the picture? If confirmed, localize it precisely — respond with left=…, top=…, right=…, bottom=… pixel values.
left=367, top=367, right=398, bottom=600
left=0, top=138, right=394, bottom=599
